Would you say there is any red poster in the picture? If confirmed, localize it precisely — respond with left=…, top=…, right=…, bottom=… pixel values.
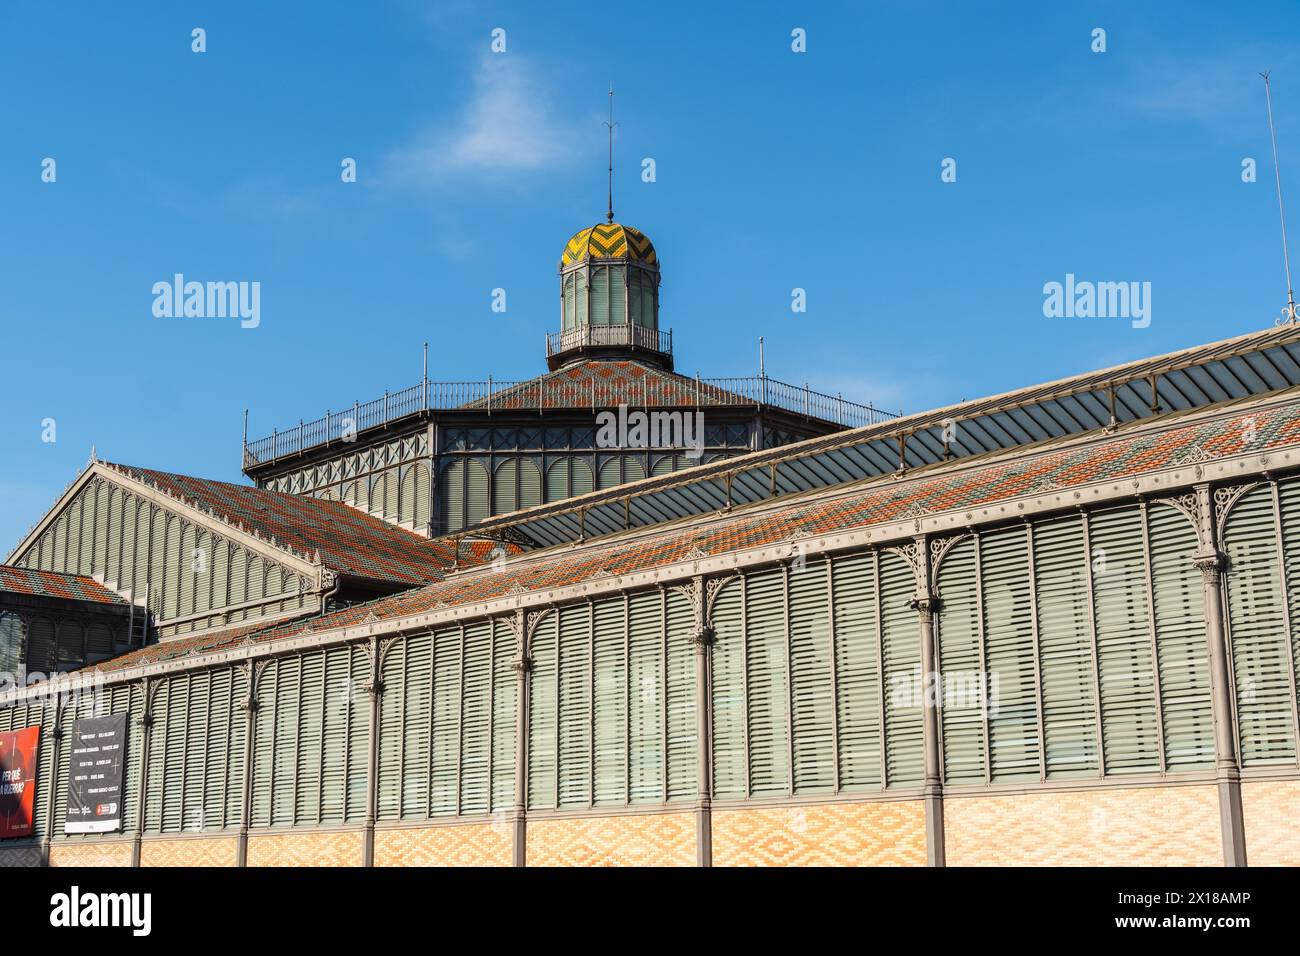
left=0, top=727, right=39, bottom=838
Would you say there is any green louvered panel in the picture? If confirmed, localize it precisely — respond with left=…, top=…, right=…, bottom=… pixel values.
left=665, top=588, right=696, bottom=801
left=575, top=268, right=588, bottom=324
left=466, top=461, right=489, bottom=527
left=142, top=679, right=168, bottom=832
left=1223, top=486, right=1296, bottom=764
left=495, top=459, right=518, bottom=514
left=980, top=526, right=1040, bottom=780
left=563, top=272, right=577, bottom=330
left=609, top=265, right=627, bottom=324
left=430, top=628, right=462, bottom=814
left=119, top=497, right=137, bottom=594
left=135, top=506, right=153, bottom=603
left=557, top=605, right=593, bottom=807
left=520, top=459, right=542, bottom=510
left=319, top=645, right=354, bottom=822
left=376, top=635, right=407, bottom=821
left=54, top=622, right=84, bottom=671
left=105, top=488, right=122, bottom=585
left=345, top=643, right=370, bottom=821
left=402, top=632, right=432, bottom=817
left=162, top=517, right=180, bottom=620
left=625, top=457, right=646, bottom=481
left=593, top=597, right=626, bottom=805
left=269, top=655, right=301, bottom=826
left=789, top=559, right=834, bottom=793
left=49, top=514, right=65, bottom=573
left=250, top=661, right=275, bottom=826
left=527, top=612, right=558, bottom=809
left=591, top=265, right=610, bottom=325
left=181, top=671, right=211, bottom=830
left=295, top=651, right=325, bottom=825
left=1032, top=516, right=1099, bottom=777
left=178, top=524, right=196, bottom=619
left=710, top=581, right=746, bottom=798
left=247, top=557, right=265, bottom=605
left=94, top=480, right=111, bottom=573
left=1280, top=479, right=1300, bottom=755
left=229, top=547, right=247, bottom=611
left=30, top=703, right=57, bottom=836
left=398, top=466, right=418, bottom=525
left=66, top=495, right=83, bottom=574
left=651, top=455, right=675, bottom=478
left=936, top=538, right=985, bottom=783
left=413, top=464, right=431, bottom=530
left=158, top=674, right=189, bottom=832
left=545, top=460, right=567, bottom=503
left=194, top=531, right=211, bottom=614
left=744, top=568, right=789, bottom=795
left=490, top=618, right=516, bottom=812
left=444, top=461, right=465, bottom=532
left=627, top=590, right=664, bottom=803
left=1147, top=504, right=1214, bottom=768
left=597, top=456, right=621, bottom=490
left=460, top=621, right=493, bottom=815
left=211, top=541, right=230, bottom=608
left=879, top=550, right=923, bottom=787
left=223, top=666, right=248, bottom=829
left=26, top=619, right=53, bottom=673
left=1088, top=507, right=1160, bottom=773
left=831, top=552, right=882, bottom=790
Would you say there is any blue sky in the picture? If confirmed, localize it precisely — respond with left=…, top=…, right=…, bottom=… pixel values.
left=3, top=0, right=1300, bottom=551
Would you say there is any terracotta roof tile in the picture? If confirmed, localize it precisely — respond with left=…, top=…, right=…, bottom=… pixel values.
left=0, top=565, right=126, bottom=606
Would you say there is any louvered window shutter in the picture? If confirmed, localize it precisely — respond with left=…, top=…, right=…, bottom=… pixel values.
left=271, top=656, right=301, bottom=826
left=296, top=651, right=325, bottom=825
left=627, top=590, right=664, bottom=803
left=979, top=526, right=1040, bottom=780
left=831, top=552, right=882, bottom=790
left=527, top=613, right=558, bottom=809
left=430, top=628, right=462, bottom=814
left=710, top=581, right=745, bottom=798
left=593, top=597, right=626, bottom=805
left=460, top=622, right=493, bottom=815
left=490, top=618, right=517, bottom=812
left=161, top=675, right=188, bottom=832
left=495, top=460, right=518, bottom=515
left=466, top=461, right=489, bottom=527
left=879, top=550, right=923, bottom=787
left=224, top=665, right=248, bottom=829
left=1144, top=502, right=1213, bottom=769
left=1088, top=507, right=1159, bottom=772
left=346, top=643, right=370, bottom=822
left=1032, top=516, right=1099, bottom=777
left=1223, top=486, right=1296, bottom=764
left=665, top=588, right=696, bottom=802
left=105, top=489, right=122, bottom=586
left=789, top=559, right=834, bottom=793
left=744, top=568, right=790, bottom=795
left=519, top=459, right=542, bottom=510
left=557, top=606, right=592, bottom=807
left=318, top=647, right=350, bottom=822
left=936, top=538, right=986, bottom=783
left=389, top=632, right=430, bottom=818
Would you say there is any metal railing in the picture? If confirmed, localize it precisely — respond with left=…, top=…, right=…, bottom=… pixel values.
left=244, top=373, right=899, bottom=467
left=546, top=324, right=673, bottom=358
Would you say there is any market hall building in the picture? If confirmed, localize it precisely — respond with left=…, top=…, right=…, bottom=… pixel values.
left=2, top=221, right=1300, bottom=867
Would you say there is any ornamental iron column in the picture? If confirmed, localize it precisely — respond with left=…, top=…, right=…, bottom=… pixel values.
left=890, top=535, right=947, bottom=866
left=1192, top=484, right=1247, bottom=866
left=40, top=690, right=70, bottom=867
left=506, top=609, right=534, bottom=867
left=360, top=635, right=394, bottom=868
left=130, top=677, right=159, bottom=868
left=235, top=658, right=263, bottom=867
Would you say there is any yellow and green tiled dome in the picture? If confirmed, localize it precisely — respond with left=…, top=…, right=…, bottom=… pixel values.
left=560, top=222, right=657, bottom=267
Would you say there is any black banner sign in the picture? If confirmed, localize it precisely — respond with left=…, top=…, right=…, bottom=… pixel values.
left=65, top=714, right=127, bottom=834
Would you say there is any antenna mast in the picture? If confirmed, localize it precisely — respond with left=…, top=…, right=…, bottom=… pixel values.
left=1262, top=71, right=1298, bottom=324
left=604, top=86, right=616, bottom=223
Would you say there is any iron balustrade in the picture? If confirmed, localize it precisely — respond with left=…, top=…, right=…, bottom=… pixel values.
left=244, top=373, right=898, bottom=466
left=545, top=324, right=673, bottom=357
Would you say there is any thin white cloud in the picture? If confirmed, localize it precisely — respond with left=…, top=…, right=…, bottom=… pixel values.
left=388, top=55, right=575, bottom=185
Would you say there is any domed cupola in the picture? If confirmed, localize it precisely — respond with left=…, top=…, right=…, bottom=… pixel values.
left=548, top=221, right=669, bottom=370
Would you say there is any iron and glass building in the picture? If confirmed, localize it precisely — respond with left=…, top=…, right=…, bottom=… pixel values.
left=3, top=220, right=1300, bottom=867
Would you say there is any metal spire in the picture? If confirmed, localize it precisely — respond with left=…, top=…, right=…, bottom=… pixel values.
left=604, top=86, right=617, bottom=223
left=1261, top=71, right=1297, bottom=324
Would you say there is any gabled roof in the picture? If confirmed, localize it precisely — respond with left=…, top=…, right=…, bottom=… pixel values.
left=87, top=391, right=1300, bottom=673
left=99, top=463, right=470, bottom=587
left=0, top=565, right=127, bottom=606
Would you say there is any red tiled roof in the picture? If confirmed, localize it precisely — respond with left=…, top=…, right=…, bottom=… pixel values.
left=102, top=463, right=486, bottom=587
left=0, top=565, right=126, bottom=606
left=89, top=398, right=1300, bottom=673
left=461, top=360, right=749, bottom=411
